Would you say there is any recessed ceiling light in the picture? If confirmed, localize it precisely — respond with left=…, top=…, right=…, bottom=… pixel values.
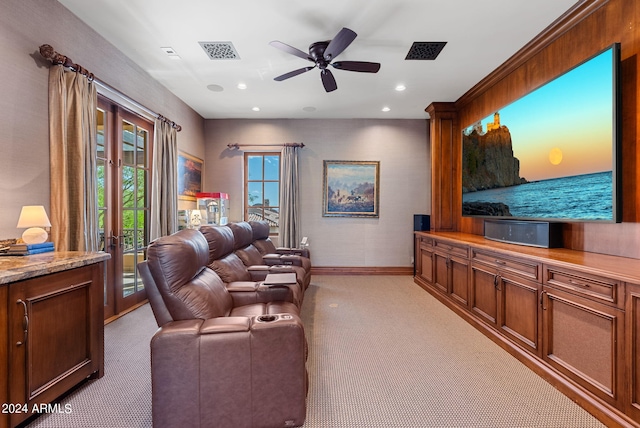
left=207, top=84, right=224, bottom=92
left=382, top=106, right=391, bottom=112
left=237, top=83, right=247, bottom=90
left=395, top=84, right=406, bottom=91
left=302, top=106, right=316, bottom=112
left=252, top=107, right=260, bottom=112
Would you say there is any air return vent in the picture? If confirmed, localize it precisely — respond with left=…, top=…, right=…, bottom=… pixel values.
left=199, top=41, right=240, bottom=60
left=405, top=42, right=447, bottom=60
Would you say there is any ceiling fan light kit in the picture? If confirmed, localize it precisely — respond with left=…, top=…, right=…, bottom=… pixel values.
left=270, top=27, right=381, bottom=93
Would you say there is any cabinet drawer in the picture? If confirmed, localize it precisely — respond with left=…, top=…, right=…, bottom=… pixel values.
left=419, top=236, right=434, bottom=250
left=545, top=266, right=618, bottom=306
left=472, top=249, right=540, bottom=281
left=434, top=240, right=468, bottom=258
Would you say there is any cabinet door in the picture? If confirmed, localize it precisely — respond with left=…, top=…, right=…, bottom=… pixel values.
left=499, top=274, right=541, bottom=356
left=0, top=286, right=8, bottom=428
left=542, top=286, right=624, bottom=407
left=433, top=252, right=449, bottom=294
left=626, top=283, right=640, bottom=419
left=449, top=256, right=469, bottom=307
left=419, top=248, right=434, bottom=284
left=9, top=264, right=104, bottom=427
left=470, top=264, right=498, bottom=326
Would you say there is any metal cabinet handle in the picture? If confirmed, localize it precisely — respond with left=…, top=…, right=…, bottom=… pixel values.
left=540, top=291, right=547, bottom=310
left=16, top=299, right=28, bottom=346
left=569, top=279, right=589, bottom=287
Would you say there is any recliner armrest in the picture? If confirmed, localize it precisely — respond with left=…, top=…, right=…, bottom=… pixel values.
left=227, top=281, right=295, bottom=306
left=276, top=247, right=310, bottom=258
left=200, top=316, right=250, bottom=333
left=246, top=266, right=269, bottom=281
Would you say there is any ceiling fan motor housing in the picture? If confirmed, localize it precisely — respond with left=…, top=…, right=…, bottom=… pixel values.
left=309, top=41, right=330, bottom=68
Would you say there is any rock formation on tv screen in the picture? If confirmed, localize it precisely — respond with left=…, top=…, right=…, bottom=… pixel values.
left=462, top=121, right=527, bottom=193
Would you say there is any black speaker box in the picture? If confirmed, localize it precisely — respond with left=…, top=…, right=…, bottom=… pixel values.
left=484, top=219, right=563, bottom=248
left=414, top=214, right=430, bottom=231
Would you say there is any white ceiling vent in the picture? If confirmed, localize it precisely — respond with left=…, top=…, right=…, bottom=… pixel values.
left=199, top=41, right=240, bottom=60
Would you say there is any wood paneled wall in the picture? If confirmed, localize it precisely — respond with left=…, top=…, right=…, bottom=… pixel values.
left=428, top=0, right=640, bottom=259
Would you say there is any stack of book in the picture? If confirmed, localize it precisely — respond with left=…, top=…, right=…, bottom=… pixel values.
left=4, top=242, right=55, bottom=256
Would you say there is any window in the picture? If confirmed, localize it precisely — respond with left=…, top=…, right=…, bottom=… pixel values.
left=245, top=153, right=280, bottom=233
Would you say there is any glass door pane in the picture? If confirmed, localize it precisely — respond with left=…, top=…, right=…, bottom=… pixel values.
left=120, top=120, right=149, bottom=301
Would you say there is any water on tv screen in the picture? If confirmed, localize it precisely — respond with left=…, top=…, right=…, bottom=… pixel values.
left=461, top=44, right=620, bottom=222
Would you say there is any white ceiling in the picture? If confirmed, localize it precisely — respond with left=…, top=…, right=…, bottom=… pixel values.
left=57, top=0, right=578, bottom=119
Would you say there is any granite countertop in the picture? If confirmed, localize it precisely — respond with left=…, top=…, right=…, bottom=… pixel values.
left=0, top=251, right=111, bottom=284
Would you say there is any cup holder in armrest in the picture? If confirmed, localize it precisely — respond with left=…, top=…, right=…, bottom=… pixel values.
left=255, top=314, right=293, bottom=323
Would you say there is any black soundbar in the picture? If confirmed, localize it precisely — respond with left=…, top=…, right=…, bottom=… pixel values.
left=484, top=219, right=563, bottom=248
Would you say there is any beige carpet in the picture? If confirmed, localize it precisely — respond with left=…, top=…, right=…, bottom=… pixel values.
left=301, top=275, right=604, bottom=428
left=28, top=275, right=605, bottom=427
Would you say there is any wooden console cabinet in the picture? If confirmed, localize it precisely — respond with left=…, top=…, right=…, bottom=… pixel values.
left=415, top=231, right=640, bottom=428
left=0, top=252, right=108, bottom=428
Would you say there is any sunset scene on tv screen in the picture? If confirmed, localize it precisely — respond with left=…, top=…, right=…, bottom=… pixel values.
left=481, top=48, right=613, bottom=182
left=461, top=46, right=616, bottom=221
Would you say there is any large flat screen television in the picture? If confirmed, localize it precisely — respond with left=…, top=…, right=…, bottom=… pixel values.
left=461, top=43, right=621, bottom=223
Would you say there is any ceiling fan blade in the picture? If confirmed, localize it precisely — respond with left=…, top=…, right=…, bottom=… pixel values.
left=332, top=61, right=381, bottom=73
left=269, top=40, right=313, bottom=62
left=321, top=69, right=337, bottom=92
left=323, top=27, right=357, bottom=61
left=274, top=66, right=316, bottom=81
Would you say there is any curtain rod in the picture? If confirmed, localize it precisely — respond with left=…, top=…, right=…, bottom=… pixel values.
left=227, top=143, right=305, bottom=150
left=39, top=44, right=182, bottom=132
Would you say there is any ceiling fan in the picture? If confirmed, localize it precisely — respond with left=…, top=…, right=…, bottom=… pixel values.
left=269, top=27, right=381, bottom=93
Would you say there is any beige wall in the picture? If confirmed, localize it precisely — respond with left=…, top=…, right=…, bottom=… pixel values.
left=0, top=0, right=205, bottom=239
left=204, top=119, right=430, bottom=267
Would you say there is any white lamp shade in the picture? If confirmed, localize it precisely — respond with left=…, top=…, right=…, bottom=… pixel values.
left=17, top=205, right=51, bottom=228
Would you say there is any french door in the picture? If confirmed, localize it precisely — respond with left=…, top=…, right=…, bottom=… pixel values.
left=97, top=97, right=152, bottom=319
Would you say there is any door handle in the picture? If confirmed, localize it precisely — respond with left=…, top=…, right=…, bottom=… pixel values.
left=109, top=232, right=124, bottom=248
left=16, top=299, right=28, bottom=346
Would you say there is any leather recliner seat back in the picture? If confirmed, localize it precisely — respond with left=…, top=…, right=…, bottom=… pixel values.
left=200, top=225, right=252, bottom=282
left=146, top=228, right=233, bottom=320
left=249, top=220, right=278, bottom=254
left=228, top=221, right=254, bottom=250
left=229, top=222, right=271, bottom=266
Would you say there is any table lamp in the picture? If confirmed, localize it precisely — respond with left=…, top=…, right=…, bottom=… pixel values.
left=17, top=205, right=51, bottom=244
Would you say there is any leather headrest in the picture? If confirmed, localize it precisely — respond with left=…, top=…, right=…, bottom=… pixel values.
left=200, top=225, right=235, bottom=262
left=228, top=222, right=254, bottom=249
left=249, top=220, right=270, bottom=241
left=146, top=228, right=209, bottom=294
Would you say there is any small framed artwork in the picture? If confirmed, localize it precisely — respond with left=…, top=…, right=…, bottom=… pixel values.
left=322, top=160, right=380, bottom=218
left=177, top=152, right=203, bottom=201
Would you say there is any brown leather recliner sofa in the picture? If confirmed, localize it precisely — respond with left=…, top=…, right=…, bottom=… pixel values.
left=200, top=224, right=305, bottom=307
left=249, top=220, right=311, bottom=261
left=138, top=228, right=307, bottom=428
left=227, top=221, right=311, bottom=291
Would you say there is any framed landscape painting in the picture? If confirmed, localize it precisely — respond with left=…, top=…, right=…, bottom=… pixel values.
left=323, top=160, right=380, bottom=218
left=177, top=151, right=203, bottom=201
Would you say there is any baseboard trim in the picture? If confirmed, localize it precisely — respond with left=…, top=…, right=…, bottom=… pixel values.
left=311, top=266, right=413, bottom=276
left=104, top=300, right=149, bottom=325
left=413, top=276, right=638, bottom=428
